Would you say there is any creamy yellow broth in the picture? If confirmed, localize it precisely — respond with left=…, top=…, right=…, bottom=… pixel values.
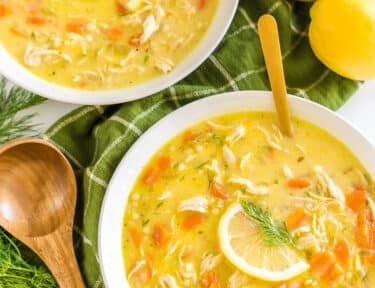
left=122, top=112, right=375, bottom=287
left=0, top=0, right=218, bottom=90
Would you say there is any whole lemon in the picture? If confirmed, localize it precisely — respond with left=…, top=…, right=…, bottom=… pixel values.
left=309, top=0, right=375, bottom=80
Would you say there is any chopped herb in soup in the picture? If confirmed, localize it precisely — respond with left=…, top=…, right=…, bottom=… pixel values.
left=0, top=0, right=218, bottom=90
left=122, top=112, right=375, bottom=287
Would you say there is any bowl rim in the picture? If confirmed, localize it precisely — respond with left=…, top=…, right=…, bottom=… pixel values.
left=98, top=90, right=375, bottom=287
left=0, top=0, right=239, bottom=105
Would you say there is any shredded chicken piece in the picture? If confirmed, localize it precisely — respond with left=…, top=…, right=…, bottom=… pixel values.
left=206, top=121, right=234, bottom=131
left=140, top=14, right=159, bottom=43
left=155, top=57, right=174, bottom=73
left=178, top=262, right=196, bottom=285
left=108, top=64, right=145, bottom=74
left=66, top=32, right=88, bottom=54
left=222, top=145, right=236, bottom=168
left=181, top=0, right=197, bottom=15
left=159, top=274, right=179, bottom=288
left=178, top=197, right=208, bottom=213
left=354, top=249, right=366, bottom=278
left=24, top=45, right=72, bottom=67
left=128, top=260, right=146, bottom=279
left=314, top=166, right=345, bottom=205
left=256, top=125, right=283, bottom=151
left=178, top=244, right=193, bottom=265
left=228, top=177, right=269, bottom=195
left=205, top=159, right=220, bottom=175
left=120, top=50, right=138, bottom=67
left=239, top=153, right=252, bottom=174
left=367, top=196, right=375, bottom=221
left=225, top=125, right=246, bottom=145
left=282, top=164, right=293, bottom=178
left=291, top=225, right=311, bottom=237
left=297, top=233, right=320, bottom=252
left=166, top=241, right=179, bottom=257
left=227, top=271, right=249, bottom=288
left=200, top=254, right=222, bottom=275
left=155, top=5, right=166, bottom=22
left=158, top=190, right=172, bottom=200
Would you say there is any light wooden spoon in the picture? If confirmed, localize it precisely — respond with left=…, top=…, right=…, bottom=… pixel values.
left=0, top=138, right=85, bottom=288
left=258, top=14, right=293, bottom=137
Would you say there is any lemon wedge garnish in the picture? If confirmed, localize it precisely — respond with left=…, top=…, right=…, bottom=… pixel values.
left=218, top=204, right=309, bottom=282
left=309, top=0, right=375, bottom=80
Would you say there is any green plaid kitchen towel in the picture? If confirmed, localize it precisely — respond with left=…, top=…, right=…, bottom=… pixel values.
left=4, top=0, right=362, bottom=287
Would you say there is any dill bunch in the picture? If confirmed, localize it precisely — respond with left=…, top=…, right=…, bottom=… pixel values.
left=0, top=76, right=45, bottom=144
left=0, top=229, right=57, bottom=288
left=240, top=200, right=297, bottom=249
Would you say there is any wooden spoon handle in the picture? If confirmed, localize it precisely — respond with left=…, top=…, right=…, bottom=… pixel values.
left=258, top=15, right=293, bottom=137
left=26, top=226, right=85, bottom=288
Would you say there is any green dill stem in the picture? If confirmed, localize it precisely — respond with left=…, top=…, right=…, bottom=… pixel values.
left=240, top=200, right=297, bottom=249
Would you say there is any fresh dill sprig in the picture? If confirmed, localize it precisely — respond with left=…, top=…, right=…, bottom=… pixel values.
left=240, top=200, right=297, bottom=249
left=0, top=76, right=45, bottom=144
left=0, top=228, right=57, bottom=288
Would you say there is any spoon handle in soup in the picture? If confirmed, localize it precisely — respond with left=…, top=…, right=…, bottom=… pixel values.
left=258, top=15, right=293, bottom=137
left=25, top=225, right=85, bottom=288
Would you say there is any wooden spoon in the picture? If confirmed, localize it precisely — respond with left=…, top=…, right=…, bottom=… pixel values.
left=258, top=14, right=293, bottom=137
left=0, top=138, right=85, bottom=288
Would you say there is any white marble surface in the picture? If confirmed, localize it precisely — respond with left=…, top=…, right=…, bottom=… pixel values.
left=25, top=81, right=375, bottom=145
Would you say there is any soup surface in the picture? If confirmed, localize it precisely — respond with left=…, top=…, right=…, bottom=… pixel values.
left=0, top=0, right=218, bottom=90
left=122, top=112, right=375, bottom=287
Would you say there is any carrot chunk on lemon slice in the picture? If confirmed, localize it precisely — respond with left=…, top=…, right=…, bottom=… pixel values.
left=218, top=203, right=309, bottom=282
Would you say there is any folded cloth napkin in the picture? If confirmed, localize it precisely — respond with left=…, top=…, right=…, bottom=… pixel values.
left=8, top=0, right=360, bottom=287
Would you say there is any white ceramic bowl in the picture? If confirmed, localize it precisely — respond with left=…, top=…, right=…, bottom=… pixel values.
left=98, top=91, right=375, bottom=287
left=0, top=1, right=238, bottom=105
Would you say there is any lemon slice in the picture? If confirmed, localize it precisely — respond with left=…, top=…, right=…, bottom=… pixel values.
left=218, top=204, right=309, bottom=282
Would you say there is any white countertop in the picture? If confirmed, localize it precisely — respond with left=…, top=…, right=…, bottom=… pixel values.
left=27, top=81, right=375, bottom=145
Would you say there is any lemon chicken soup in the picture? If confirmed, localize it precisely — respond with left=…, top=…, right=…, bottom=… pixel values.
left=122, top=112, right=375, bottom=288
left=0, top=0, right=218, bottom=89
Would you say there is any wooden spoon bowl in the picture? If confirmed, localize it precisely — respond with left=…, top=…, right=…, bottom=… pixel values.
left=0, top=138, right=85, bottom=288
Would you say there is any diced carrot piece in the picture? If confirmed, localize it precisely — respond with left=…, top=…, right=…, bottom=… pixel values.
left=142, top=167, right=161, bottom=185
left=196, top=0, right=207, bottom=10
left=128, top=225, right=142, bottom=247
left=153, top=223, right=171, bottom=247
left=107, top=25, right=123, bottom=41
left=183, top=130, right=197, bottom=143
left=361, top=254, right=375, bottom=265
left=182, top=212, right=204, bottom=230
left=143, top=155, right=171, bottom=185
left=333, top=239, right=350, bottom=267
left=66, top=20, right=86, bottom=34
left=27, top=14, right=46, bottom=25
left=157, top=155, right=171, bottom=170
left=287, top=178, right=311, bottom=189
left=201, top=270, right=221, bottom=288
left=129, top=32, right=142, bottom=47
left=211, top=181, right=229, bottom=200
left=116, top=0, right=129, bottom=14
left=310, top=252, right=341, bottom=283
left=321, top=262, right=342, bottom=282
left=346, top=187, right=366, bottom=213
left=285, top=207, right=306, bottom=231
left=0, top=3, right=10, bottom=17
left=10, top=26, right=28, bottom=37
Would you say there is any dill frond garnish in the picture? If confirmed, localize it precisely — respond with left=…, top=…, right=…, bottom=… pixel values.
left=0, top=76, right=45, bottom=144
left=0, top=229, right=57, bottom=287
left=240, top=200, right=297, bottom=249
